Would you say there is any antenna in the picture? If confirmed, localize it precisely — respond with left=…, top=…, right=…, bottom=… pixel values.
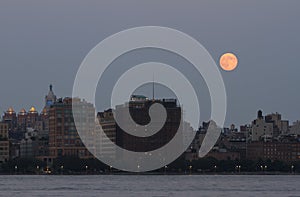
left=152, top=73, right=155, bottom=101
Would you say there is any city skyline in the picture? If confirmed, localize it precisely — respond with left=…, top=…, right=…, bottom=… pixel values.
left=1, top=84, right=300, bottom=131
left=2, top=87, right=300, bottom=173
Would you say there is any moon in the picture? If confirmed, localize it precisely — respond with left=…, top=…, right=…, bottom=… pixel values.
left=219, top=53, right=238, bottom=71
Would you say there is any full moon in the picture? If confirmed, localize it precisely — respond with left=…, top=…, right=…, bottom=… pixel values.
left=219, top=53, right=238, bottom=71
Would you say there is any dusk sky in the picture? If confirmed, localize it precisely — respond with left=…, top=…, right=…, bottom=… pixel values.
left=0, top=0, right=300, bottom=127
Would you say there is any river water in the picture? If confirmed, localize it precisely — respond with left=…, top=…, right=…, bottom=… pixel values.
left=0, top=175, right=299, bottom=197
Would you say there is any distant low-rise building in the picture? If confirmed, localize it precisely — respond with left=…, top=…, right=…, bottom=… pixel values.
left=251, top=110, right=274, bottom=141
left=250, top=110, right=289, bottom=141
left=290, top=121, right=300, bottom=135
left=265, top=112, right=289, bottom=136
left=206, top=150, right=240, bottom=161
left=247, top=141, right=300, bottom=162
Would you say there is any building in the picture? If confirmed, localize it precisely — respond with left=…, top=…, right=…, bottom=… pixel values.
left=206, top=151, right=240, bottom=161
left=247, top=141, right=300, bottom=162
left=251, top=110, right=274, bottom=141
left=2, top=107, right=17, bottom=132
left=9, top=139, right=20, bottom=160
left=240, top=124, right=252, bottom=141
left=265, top=112, right=289, bottom=135
left=20, top=128, right=49, bottom=159
left=184, top=120, right=245, bottom=161
left=17, top=108, right=27, bottom=132
left=20, top=128, right=38, bottom=158
left=19, top=85, right=57, bottom=162
left=40, top=107, right=49, bottom=133
left=185, top=121, right=210, bottom=161
left=96, top=95, right=183, bottom=156
left=182, top=121, right=196, bottom=152
left=26, top=106, right=39, bottom=129
left=290, top=121, right=300, bottom=135
left=221, top=132, right=247, bottom=159
left=251, top=110, right=290, bottom=141
left=45, top=84, right=57, bottom=110
left=48, top=97, right=95, bottom=159
left=115, top=95, right=182, bottom=152
left=0, top=123, right=9, bottom=163
left=96, top=109, right=116, bottom=159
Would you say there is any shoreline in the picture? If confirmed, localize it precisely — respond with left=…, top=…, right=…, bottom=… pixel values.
left=1, top=172, right=299, bottom=176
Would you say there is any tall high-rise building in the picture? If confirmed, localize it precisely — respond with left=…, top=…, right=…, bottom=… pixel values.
left=17, top=108, right=27, bottom=132
left=40, top=107, right=49, bottom=132
left=97, top=109, right=116, bottom=159
left=2, top=107, right=17, bottom=132
left=39, top=84, right=57, bottom=134
left=115, top=95, right=182, bottom=152
left=96, top=95, right=183, bottom=160
left=26, top=106, right=39, bottom=129
left=48, top=97, right=95, bottom=159
left=0, top=123, right=9, bottom=163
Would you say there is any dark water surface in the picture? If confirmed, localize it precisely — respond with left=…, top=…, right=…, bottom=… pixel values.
left=0, top=175, right=300, bottom=197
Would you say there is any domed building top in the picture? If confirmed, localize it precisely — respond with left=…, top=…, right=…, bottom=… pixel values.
left=41, top=107, right=48, bottom=115
left=19, top=108, right=27, bottom=115
left=7, top=107, right=15, bottom=114
left=29, top=106, right=37, bottom=113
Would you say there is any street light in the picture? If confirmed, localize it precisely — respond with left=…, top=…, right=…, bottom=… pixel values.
left=260, top=165, right=267, bottom=172
left=137, top=165, right=140, bottom=171
left=164, top=166, right=168, bottom=174
left=189, top=165, right=192, bottom=174
left=60, top=165, right=64, bottom=175
left=45, top=166, right=51, bottom=174
left=85, top=165, right=88, bottom=174
left=36, top=165, right=40, bottom=175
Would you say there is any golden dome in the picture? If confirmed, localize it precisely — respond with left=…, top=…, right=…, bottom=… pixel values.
left=29, top=106, right=37, bottom=113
